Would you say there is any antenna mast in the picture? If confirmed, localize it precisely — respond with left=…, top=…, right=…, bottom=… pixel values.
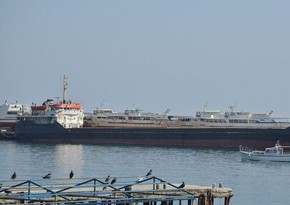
left=63, top=75, right=68, bottom=103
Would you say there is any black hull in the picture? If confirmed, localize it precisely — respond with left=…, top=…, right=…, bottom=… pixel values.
left=15, top=121, right=290, bottom=149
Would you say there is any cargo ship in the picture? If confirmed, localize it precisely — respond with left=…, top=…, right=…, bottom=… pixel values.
left=15, top=76, right=290, bottom=149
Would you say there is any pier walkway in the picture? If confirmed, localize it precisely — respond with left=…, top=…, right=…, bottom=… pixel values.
left=0, top=176, right=233, bottom=205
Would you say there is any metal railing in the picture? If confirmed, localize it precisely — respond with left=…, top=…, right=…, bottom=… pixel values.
left=0, top=176, right=196, bottom=204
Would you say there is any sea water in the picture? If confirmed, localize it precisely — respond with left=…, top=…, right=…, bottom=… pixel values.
left=0, top=140, right=290, bottom=205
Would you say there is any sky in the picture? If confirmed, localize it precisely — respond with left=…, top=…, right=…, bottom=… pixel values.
left=1, top=0, right=290, bottom=116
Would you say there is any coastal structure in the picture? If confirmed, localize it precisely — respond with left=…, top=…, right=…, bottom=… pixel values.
left=0, top=175, right=233, bottom=205
left=14, top=76, right=290, bottom=149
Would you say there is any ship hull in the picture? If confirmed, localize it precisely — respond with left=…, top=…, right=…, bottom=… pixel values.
left=240, top=152, right=290, bottom=162
left=0, top=121, right=17, bottom=131
left=15, top=121, right=290, bottom=149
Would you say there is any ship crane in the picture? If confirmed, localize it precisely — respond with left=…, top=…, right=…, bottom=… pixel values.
left=158, top=108, right=171, bottom=125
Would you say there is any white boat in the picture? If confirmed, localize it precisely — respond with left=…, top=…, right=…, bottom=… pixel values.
left=0, top=101, right=30, bottom=131
left=239, top=141, right=290, bottom=162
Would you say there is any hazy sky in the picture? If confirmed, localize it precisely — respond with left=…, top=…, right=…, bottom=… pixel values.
left=1, top=0, right=290, bottom=116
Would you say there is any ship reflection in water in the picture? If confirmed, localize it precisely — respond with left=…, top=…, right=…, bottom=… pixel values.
left=55, top=144, right=83, bottom=178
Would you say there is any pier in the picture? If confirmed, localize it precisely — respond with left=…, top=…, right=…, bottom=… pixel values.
left=0, top=176, right=233, bottom=205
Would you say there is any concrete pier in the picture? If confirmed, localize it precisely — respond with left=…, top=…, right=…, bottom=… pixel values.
left=0, top=176, right=233, bottom=205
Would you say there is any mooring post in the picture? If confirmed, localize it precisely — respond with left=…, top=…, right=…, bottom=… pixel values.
left=187, top=199, right=194, bottom=205
left=198, top=195, right=205, bottom=205
left=224, top=196, right=231, bottom=205
left=206, top=189, right=213, bottom=205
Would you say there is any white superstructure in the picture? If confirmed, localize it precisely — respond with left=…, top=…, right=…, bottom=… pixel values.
left=19, top=76, right=84, bottom=129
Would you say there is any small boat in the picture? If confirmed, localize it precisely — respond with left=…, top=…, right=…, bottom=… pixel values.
left=239, top=141, right=290, bottom=162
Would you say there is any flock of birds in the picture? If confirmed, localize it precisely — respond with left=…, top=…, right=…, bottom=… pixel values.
left=1, top=169, right=186, bottom=195
left=9, top=170, right=73, bottom=180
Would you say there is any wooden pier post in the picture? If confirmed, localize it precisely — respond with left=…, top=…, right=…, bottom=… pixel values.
left=187, top=199, right=194, bottom=205
left=224, top=196, right=231, bottom=205
left=198, top=195, right=205, bottom=205
left=206, top=189, right=214, bottom=205
left=161, top=201, right=171, bottom=205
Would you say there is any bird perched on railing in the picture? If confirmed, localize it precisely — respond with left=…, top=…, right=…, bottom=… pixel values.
left=69, top=170, right=74, bottom=179
left=4, top=189, right=11, bottom=195
left=178, top=181, right=185, bottom=189
left=136, top=176, right=144, bottom=182
left=105, top=175, right=110, bottom=183
left=11, top=172, right=16, bottom=180
left=110, top=177, right=117, bottom=185
left=145, top=169, right=152, bottom=178
left=43, top=173, right=51, bottom=179
left=102, top=175, right=111, bottom=190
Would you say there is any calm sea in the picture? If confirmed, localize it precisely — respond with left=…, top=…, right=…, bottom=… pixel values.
left=1, top=140, right=290, bottom=205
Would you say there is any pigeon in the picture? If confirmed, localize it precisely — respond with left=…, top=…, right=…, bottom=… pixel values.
left=145, top=169, right=152, bottom=177
left=104, top=175, right=110, bottom=183
left=178, top=181, right=185, bottom=189
left=43, top=173, right=51, bottom=179
left=69, top=170, right=74, bottom=179
left=110, top=177, right=117, bottom=185
left=11, top=172, right=16, bottom=180
left=136, top=176, right=144, bottom=182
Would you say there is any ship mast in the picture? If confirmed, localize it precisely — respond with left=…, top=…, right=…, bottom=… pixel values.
left=63, top=75, right=68, bottom=103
